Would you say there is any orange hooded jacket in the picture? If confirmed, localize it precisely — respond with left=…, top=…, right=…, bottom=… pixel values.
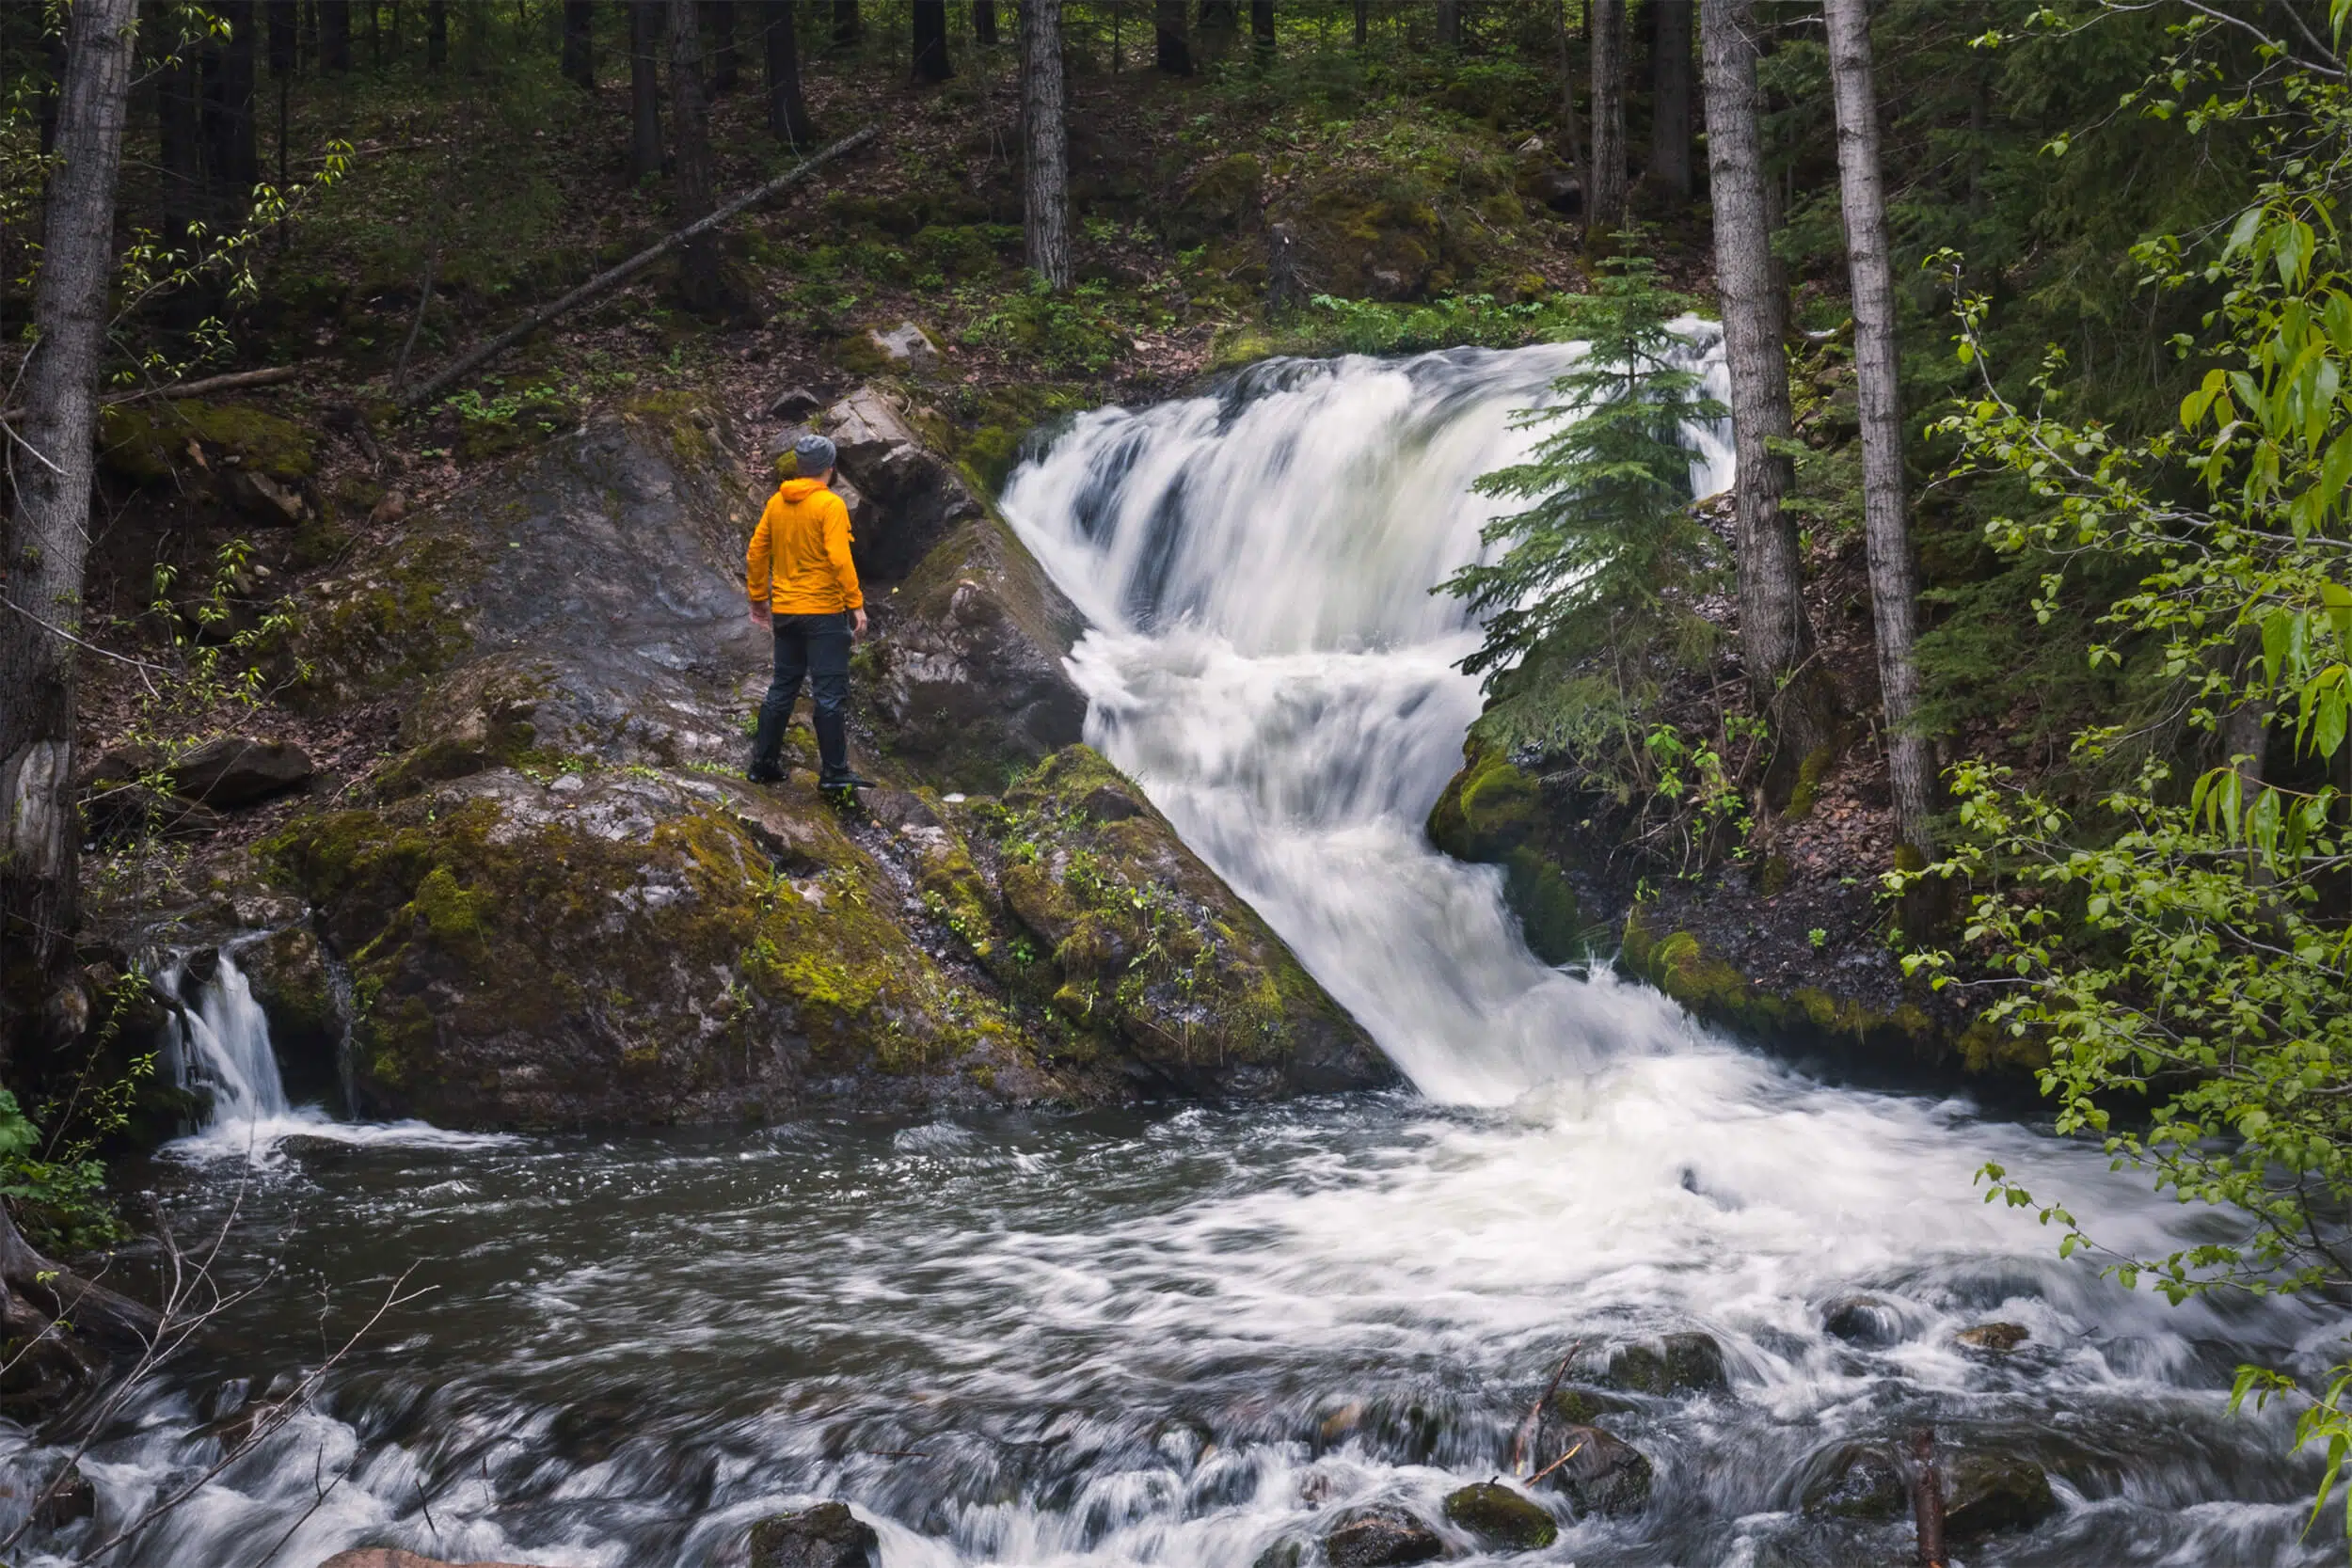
left=746, top=477, right=864, bottom=614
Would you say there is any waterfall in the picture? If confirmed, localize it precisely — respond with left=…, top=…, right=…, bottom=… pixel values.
left=167, top=951, right=292, bottom=1130
left=1001, top=332, right=1735, bottom=1104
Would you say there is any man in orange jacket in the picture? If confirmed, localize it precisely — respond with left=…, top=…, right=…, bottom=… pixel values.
left=745, top=433, right=872, bottom=790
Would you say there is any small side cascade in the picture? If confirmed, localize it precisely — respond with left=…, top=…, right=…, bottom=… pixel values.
left=160, top=948, right=291, bottom=1132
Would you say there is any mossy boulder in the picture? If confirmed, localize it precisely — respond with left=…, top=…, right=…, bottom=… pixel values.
left=1442, top=1481, right=1557, bottom=1550
left=1944, top=1452, right=2057, bottom=1539
left=959, top=746, right=1391, bottom=1098
left=1603, top=1332, right=1728, bottom=1397
left=1166, top=153, right=1264, bottom=250
left=1426, top=749, right=1585, bottom=965
left=1323, top=1505, right=1442, bottom=1568
left=99, top=398, right=317, bottom=486
left=1531, top=1421, right=1653, bottom=1517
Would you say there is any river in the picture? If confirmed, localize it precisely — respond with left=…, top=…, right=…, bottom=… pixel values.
left=13, top=342, right=2336, bottom=1567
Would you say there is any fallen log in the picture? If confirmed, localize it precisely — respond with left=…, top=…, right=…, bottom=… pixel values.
left=1909, top=1426, right=1947, bottom=1568
left=397, top=124, right=879, bottom=415
left=1, top=364, right=301, bottom=422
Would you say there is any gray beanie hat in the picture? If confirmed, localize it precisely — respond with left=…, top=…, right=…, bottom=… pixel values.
left=792, top=433, right=837, bottom=476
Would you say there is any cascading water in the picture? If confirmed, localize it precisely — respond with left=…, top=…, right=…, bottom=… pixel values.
left=162, top=952, right=294, bottom=1132
left=9, top=345, right=2337, bottom=1567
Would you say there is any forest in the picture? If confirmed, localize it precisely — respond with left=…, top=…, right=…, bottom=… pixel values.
left=0, top=1, right=2348, bottom=1565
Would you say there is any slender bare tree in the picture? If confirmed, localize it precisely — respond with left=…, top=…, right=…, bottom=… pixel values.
left=1649, top=0, right=1693, bottom=200
left=1590, top=0, right=1628, bottom=233
left=1701, top=0, right=1832, bottom=795
left=1824, top=0, right=1935, bottom=862
left=1023, top=0, right=1072, bottom=291
left=762, top=0, right=814, bottom=149
left=1, top=0, right=140, bottom=991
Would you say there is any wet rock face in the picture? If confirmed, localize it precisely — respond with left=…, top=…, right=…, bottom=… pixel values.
left=1603, top=1332, right=1729, bottom=1396
left=1822, top=1296, right=1901, bottom=1347
left=1944, top=1452, right=2057, bottom=1539
left=1800, top=1444, right=1905, bottom=1521
left=823, top=387, right=985, bottom=583
left=747, top=1501, right=880, bottom=1568
left=1442, top=1481, right=1558, bottom=1550
left=1323, top=1504, right=1443, bottom=1567
left=1532, top=1421, right=1654, bottom=1517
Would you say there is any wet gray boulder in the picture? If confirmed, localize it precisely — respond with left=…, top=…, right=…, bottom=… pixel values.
left=1799, top=1444, right=1904, bottom=1521
left=1822, top=1296, right=1901, bottom=1347
left=1533, top=1422, right=1654, bottom=1517
left=747, top=1501, right=880, bottom=1568
left=824, top=386, right=983, bottom=580
left=1604, top=1332, right=1728, bottom=1396
left=1442, top=1481, right=1557, bottom=1549
left=1324, top=1504, right=1443, bottom=1567
left=1954, top=1322, right=2029, bottom=1354
left=1944, top=1451, right=2056, bottom=1539
left=168, top=736, right=315, bottom=807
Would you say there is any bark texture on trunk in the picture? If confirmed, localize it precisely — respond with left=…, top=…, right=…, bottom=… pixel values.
left=1551, top=0, right=1584, bottom=182
left=1022, top=0, right=1072, bottom=291
left=563, top=0, right=596, bottom=87
left=630, top=0, right=665, bottom=177
left=974, top=0, right=998, bottom=45
left=1825, top=0, right=1935, bottom=862
left=1649, top=0, right=1692, bottom=199
left=1437, top=0, right=1461, bottom=46
left=1, top=0, right=139, bottom=983
left=1155, top=0, right=1192, bottom=72
left=912, top=0, right=953, bottom=80
left=1701, top=0, right=1830, bottom=790
left=1590, top=0, right=1628, bottom=233
left=1354, top=0, right=1367, bottom=47
left=427, top=0, right=448, bottom=68
left=762, top=0, right=814, bottom=148
left=666, top=0, right=727, bottom=310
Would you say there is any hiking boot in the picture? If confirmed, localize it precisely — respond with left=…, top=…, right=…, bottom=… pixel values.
left=818, top=770, right=876, bottom=792
left=747, top=704, right=789, bottom=783
left=746, top=760, right=785, bottom=784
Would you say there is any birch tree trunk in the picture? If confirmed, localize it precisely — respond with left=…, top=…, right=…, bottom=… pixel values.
left=1649, top=0, right=1692, bottom=200
left=1, top=0, right=139, bottom=987
left=1824, top=0, right=1935, bottom=863
left=1023, top=0, right=1072, bottom=291
left=630, top=0, right=665, bottom=178
left=762, top=0, right=814, bottom=149
left=1701, top=0, right=1832, bottom=798
left=1590, top=0, right=1629, bottom=234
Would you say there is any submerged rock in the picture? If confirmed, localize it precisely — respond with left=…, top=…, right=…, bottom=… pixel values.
left=1323, top=1504, right=1444, bottom=1567
left=1821, top=1296, right=1901, bottom=1347
left=1944, top=1451, right=2056, bottom=1539
left=1532, top=1422, right=1654, bottom=1517
left=1955, top=1322, right=2029, bottom=1354
left=1605, top=1332, right=1728, bottom=1396
left=747, top=1501, right=880, bottom=1568
left=1799, top=1444, right=1905, bottom=1521
left=1443, top=1481, right=1557, bottom=1550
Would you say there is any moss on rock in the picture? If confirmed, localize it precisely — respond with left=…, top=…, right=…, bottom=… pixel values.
left=99, top=399, right=318, bottom=486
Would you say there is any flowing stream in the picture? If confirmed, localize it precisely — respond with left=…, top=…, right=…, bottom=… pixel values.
left=12, top=344, right=2340, bottom=1567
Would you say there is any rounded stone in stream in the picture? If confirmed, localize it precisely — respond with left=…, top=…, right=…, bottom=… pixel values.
left=1821, top=1296, right=1900, bottom=1348
left=1944, top=1452, right=2058, bottom=1539
left=747, top=1501, right=881, bottom=1568
left=1533, top=1423, right=1655, bottom=1517
left=1443, top=1481, right=1558, bottom=1550
left=1605, top=1331, right=1728, bottom=1395
left=1955, top=1321, right=2030, bottom=1354
left=1323, top=1503, right=1444, bottom=1567
left=1799, top=1444, right=1905, bottom=1521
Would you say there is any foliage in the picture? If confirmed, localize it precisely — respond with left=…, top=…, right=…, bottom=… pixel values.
left=1438, top=250, right=1725, bottom=787
left=1898, top=6, right=2352, bottom=1535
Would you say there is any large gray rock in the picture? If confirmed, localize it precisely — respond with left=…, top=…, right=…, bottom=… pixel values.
left=1323, top=1504, right=1442, bottom=1567
left=1533, top=1422, right=1654, bottom=1517
left=822, top=386, right=984, bottom=580
left=1944, top=1451, right=2056, bottom=1539
left=1800, top=1443, right=1904, bottom=1521
left=747, top=1502, right=878, bottom=1568
left=168, top=736, right=315, bottom=806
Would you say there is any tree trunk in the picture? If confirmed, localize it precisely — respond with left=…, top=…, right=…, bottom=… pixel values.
left=913, top=0, right=953, bottom=80
left=1436, top=0, right=1460, bottom=46
left=1251, top=0, right=1275, bottom=52
left=1649, top=0, right=1692, bottom=199
left=1551, top=0, right=1584, bottom=184
left=1701, top=0, right=1830, bottom=794
left=1824, top=0, right=1934, bottom=863
left=1354, top=0, right=1367, bottom=47
left=268, top=0, right=298, bottom=75
left=563, top=0, right=596, bottom=87
left=321, top=0, right=351, bottom=71
left=706, top=0, right=739, bottom=88
left=833, top=0, right=860, bottom=48
left=1022, top=0, right=1071, bottom=291
left=630, top=0, right=665, bottom=176
left=0, top=0, right=139, bottom=988
left=426, top=0, right=447, bottom=68
left=1155, top=0, right=1192, bottom=72
left=1589, top=0, right=1628, bottom=232
left=666, top=0, right=729, bottom=311
left=202, top=0, right=261, bottom=223
left=974, top=0, right=998, bottom=45
left=762, top=0, right=814, bottom=148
